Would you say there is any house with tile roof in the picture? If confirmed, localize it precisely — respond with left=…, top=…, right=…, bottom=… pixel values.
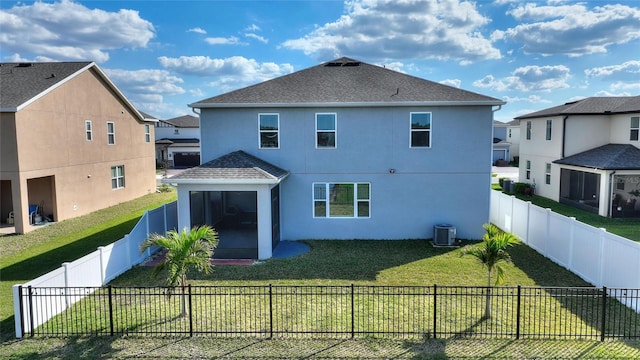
left=0, top=62, right=157, bottom=234
left=515, top=96, right=640, bottom=218
left=167, top=57, right=505, bottom=259
left=154, top=114, right=201, bottom=168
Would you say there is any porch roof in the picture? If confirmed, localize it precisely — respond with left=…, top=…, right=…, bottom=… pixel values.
left=164, top=150, right=289, bottom=185
left=553, top=144, right=640, bottom=170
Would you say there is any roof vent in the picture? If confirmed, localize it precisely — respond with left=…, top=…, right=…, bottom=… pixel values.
left=17, top=63, right=32, bottom=68
left=343, top=61, right=361, bottom=67
left=325, top=62, right=343, bottom=67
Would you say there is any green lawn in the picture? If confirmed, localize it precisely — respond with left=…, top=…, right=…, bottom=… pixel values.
left=492, top=188, right=640, bottom=241
left=0, top=190, right=176, bottom=340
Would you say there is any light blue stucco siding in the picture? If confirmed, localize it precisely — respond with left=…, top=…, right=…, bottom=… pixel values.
left=199, top=105, right=494, bottom=240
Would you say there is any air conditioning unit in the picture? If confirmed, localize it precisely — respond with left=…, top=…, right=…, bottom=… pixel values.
left=433, top=224, right=456, bottom=246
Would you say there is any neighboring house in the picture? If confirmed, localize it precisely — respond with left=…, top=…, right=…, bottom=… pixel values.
left=166, top=57, right=505, bottom=259
left=492, top=120, right=512, bottom=165
left=516, top=96, right=640, bottom=218
left=154, top=115, right=200, bottom=168
left=0, top=62, right=157, bottom=234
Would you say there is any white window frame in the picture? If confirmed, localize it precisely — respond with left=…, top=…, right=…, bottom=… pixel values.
left=410, top=112, right=432, bottom=148
left=526, top=121, right=532, bottom=140
left=312, top=182, right=370, bottom=218
left=315, top=113, right=337, bottom=149
left=85, top=120, right=92, bottom=141
left=546, top=119, right=552, bottom=140
left=111, top=165, right=125, bottom=189
left=631, top=116, right=639, bottom=141
left=526, top=160, right=531, bottom=180
left=259, top=113, right=280, bottom=149
left=107, top=122, right=115, bottom=145
left=144, top=124, right=151, bottom=143
left=545, top=163, right=551, bottom=185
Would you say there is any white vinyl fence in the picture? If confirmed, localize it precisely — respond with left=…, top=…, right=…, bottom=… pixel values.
left=490, top=190, right=640, bottom=293
left=12, top=201, right=177, bottom=338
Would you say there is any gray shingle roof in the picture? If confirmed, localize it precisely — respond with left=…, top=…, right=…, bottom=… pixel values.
left=190, top=57, right=504, bottom=107
left=553, top=144, right=640, bottom=170
left=0, top=62, right=92, bottom=111
left=516, top=96, right=640, bottom=120
left=168, top=150, right=289, bottom=183
left=162, top=115, right=199, bottom=128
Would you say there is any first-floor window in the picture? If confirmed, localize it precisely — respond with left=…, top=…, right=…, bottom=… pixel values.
left=526, top=160, right=531, bottom=180
left=111, top=165, right=125, bottom=189
left=313, top=182, right=370, bottom=218
left=545, top=163, right=551, bottom=184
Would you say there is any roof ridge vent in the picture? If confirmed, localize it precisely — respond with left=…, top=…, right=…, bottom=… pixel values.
left=325, top=62, right=343, bottom=67
left=17, top=63, right=32, bottom=67
left=343, top=61, right=361, bottom=67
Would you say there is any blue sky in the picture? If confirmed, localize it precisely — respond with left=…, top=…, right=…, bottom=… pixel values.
left=1, top=0, right=639, bottom=122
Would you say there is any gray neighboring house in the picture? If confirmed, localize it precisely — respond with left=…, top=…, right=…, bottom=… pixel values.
left=167, top=57, right=505, bottom=259
left=516, top=96, right=640, bottom=218
left=155, top=114, right=201, bottom=168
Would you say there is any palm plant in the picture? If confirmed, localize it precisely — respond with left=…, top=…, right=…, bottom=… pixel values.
left=461, top=223, right=518, bottom=319
left=140, top=225, right=219, bottom=316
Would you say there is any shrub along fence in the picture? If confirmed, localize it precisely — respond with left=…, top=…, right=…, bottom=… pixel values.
left=12, top=201, right=178, bottom=338
left=15, top=284, right=640, bottom=340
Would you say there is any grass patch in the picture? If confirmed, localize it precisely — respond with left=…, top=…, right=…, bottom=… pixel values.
left=0, top=190, right=176, bottom=340
left=494, top=189, right=640, bottom=241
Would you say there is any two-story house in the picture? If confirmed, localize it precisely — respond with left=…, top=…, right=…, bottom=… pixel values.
left=0, top=62, right=157, bottom=234
left=154, top=114, right=201, bottom=168
left=166, top=57, right=505, bottom=259
left=516, top=96, right=640, bottom=218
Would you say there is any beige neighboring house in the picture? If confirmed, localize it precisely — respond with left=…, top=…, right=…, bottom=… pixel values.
left=0, top=62, right=157, bottom=234
left=516, top=96, right=640, bottom=218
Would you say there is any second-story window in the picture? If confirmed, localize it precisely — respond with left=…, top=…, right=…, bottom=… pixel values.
left=107, top=122, right=115, bottom=145
left=145, top=124, right=151, bottom=143
left=631, top=117, right=639, bottom=141
left=85, top=120, right=92, bottom=141
left=526, top=121, right=532, bottom=140
left=410, top=112, right=431, bottom=148
left=316, top=113, right=336, bottom=148
left=546, top=119, right=552, bottom=140
left=259, top=113, right=279, bottom=148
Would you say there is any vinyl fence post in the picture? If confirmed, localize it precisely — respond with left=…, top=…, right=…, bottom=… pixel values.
left=351, top=284, right=355, bottom=339
left=600, top=286, right=607, bottom=342
left=108, top=285, right=114, bottom=336
left=515, top=285, right=521, bottom=340
left=188, top=284, right=193, bottom=337
left=13, top=285, right=24, bottom=338
left=432, top=284, right=437, bottom=339
left=269, top=284, right=273, bottom=339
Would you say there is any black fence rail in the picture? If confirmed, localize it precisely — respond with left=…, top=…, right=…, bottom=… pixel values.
left=16, top=285, right=640, bottom=340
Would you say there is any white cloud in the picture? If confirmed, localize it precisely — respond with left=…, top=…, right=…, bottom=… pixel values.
left=245, top=33, right=268, bottom=44
left=499, top=3, right=640, bottom=57
left=104, top=68, right=185, bottom=110
left=281, top=0, right=500, bottom=63
left=473, top=65, right=571, bottom=92
left=204, top=36, right=243, bottom=45
left=584, top=61, right=640, bottom=81
left=502, top=94, right=552, bottom=104
left=440, top=79, right=461, bottom=88
left=157, top=55, right=294, bottom=91
left=245, top=24, right=261, bottom=32
left=0, top=0, right=155, bottom=62
left=188, top=27, right=207, bottom=34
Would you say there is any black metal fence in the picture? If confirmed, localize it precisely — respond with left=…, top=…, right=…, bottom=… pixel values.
left=16, top=285, right=640, bottom=340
